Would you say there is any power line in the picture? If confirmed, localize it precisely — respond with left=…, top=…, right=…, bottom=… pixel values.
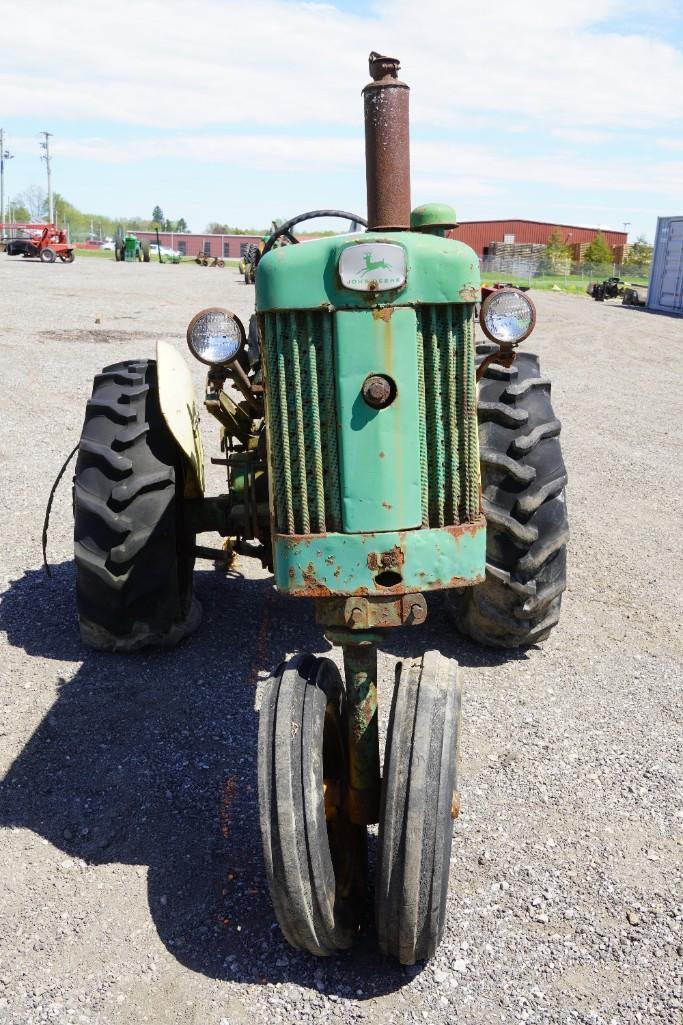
left=0, top=128, right=15, bottom=229
left=40, top=131, right=54, bottom=224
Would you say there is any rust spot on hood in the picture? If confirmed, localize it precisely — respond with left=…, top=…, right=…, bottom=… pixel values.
left=372, top=306, right=393, bottom=322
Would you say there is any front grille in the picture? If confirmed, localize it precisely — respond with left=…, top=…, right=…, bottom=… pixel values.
left=262, top=304, right=479, bottom=535
left=417, top=304, right=480, bottom=526
left=261, top=311, right=342, bottom=534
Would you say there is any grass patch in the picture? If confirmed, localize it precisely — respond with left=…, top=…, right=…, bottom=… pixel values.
left=481, top=271, right=649, bottom=295
left=73, top=248, right=240, bottom=268
left=74, top=247, right=115, bottom=260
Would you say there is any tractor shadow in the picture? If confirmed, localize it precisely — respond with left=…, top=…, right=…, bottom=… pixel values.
left=0, top=561, right=524, bottom=997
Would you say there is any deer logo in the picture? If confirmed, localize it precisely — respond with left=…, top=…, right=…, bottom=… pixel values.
left=358, top=251, right=392, bottom=276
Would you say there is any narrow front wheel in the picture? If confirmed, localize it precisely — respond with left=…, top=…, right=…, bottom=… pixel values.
left=258, top=654, right=367, bottom=956
left=375, top=650, right=461, bottom=964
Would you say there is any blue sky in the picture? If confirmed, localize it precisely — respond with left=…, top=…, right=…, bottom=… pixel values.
left=2, top=0, right=682, bottom=240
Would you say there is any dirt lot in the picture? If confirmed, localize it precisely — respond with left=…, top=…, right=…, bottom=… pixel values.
left=0, top=257, right=681, bottom=1025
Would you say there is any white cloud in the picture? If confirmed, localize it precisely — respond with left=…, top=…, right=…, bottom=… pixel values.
left=1, top=0, right=682, bottom=132
left=2, top=0, right=680, bottom=237
left=11, top=130, right=681, bottom=207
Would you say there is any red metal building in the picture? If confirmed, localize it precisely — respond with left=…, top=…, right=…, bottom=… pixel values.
left=450, top=220, right=627, bottom=257
left=132, top=231, right=264, bottom=259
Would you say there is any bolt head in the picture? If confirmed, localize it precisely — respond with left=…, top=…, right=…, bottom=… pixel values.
left=362, top=374, right=395, bottom=409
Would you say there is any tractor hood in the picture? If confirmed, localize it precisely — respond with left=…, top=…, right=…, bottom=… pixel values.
left=255, top=231, right=480, bottom=313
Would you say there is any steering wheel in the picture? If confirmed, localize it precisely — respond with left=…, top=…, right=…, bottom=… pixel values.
left=261, top=209, right=368, bottom=257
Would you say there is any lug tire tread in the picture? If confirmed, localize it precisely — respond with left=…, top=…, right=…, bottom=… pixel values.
left=454, top=348, right=568, bottom=648
left=74, top=359, right=197, bottom=650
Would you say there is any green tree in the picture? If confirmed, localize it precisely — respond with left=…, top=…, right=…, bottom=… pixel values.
left=624, top=234, right=653, bottom=274
left=9, top=197, right=31, bottom=222
left=15, top=185, right=47, bottom=220
left=583, top=232, right=614, bottom=266
left=543, top=229, right=571, bottom=272
left=176, top=217, right=188, bottom=232
left=152, top=205, right=164, bottom=225
left=206, top=221, right=230, bottom=234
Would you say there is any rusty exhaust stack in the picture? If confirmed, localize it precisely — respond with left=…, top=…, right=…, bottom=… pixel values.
left=363, top=51, right=411, bottom=232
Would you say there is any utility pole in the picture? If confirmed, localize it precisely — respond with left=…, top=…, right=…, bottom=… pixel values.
left=1, top=129, right=14, bottom=231
left=40, top=131, right=53, bottom=224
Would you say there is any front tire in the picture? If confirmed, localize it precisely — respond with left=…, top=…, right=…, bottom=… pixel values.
left=73, top=359, right=199, bottom=651
left=454, top=347, right=568, bottom=648
left=375, top=651, right=461, bottom=964
left=258, top=654, right=367, bottom=956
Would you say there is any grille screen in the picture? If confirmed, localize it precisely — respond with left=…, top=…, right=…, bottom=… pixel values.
left=261, top=311, right=342, bottom=535
left=417, top=303, right=480, bottom=526
left=262, top=305, right=479, bottom=535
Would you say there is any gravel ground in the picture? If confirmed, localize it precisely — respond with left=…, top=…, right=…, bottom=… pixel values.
left=0, top=257, right=681, bottom=1025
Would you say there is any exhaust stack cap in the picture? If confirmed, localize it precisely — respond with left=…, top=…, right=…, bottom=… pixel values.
left=363, top=51, right=411, bottom=232
left=369, top=51, right=401, bottom=81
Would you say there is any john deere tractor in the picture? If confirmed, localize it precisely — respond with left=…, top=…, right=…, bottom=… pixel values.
left=72, top=53, right=568, bottom=964
left=114, top=232, right=150, bottom=263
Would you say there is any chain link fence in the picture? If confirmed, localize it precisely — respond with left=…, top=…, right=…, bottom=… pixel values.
left=480, top=255, right=651, bottom=291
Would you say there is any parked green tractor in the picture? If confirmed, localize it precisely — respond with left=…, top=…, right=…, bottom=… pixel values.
left=114, top=233, right=150, bottom=263
left=72, top=53, right=568, bottom=964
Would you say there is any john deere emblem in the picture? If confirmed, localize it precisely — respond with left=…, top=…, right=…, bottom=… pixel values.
left=339, top=242, right=407, bottom=292
left=358, top=252, right=391, bottom=275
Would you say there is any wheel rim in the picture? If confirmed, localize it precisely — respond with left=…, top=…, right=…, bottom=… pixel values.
left=321, top=684, right=366, bottom=920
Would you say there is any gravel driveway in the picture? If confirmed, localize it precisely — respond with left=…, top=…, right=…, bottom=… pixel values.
left=0, top=257, right=681, bottom=1025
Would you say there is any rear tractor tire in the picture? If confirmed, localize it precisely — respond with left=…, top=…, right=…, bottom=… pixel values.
left=40, top=247, right=56, bottom=263
left=73, top=359, right=200, bottom=651
left=452, top=346, right=569, bottom=648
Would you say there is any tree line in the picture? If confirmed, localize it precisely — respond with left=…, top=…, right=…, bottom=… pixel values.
left=5, top=187, right=654, bottom=270
left=543, top=228, right=653, bottom=273
left=5, top=188, right=267, bottom=239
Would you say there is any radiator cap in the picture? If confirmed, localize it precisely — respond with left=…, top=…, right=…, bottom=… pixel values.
left=411, top=203, right=457, bottom=233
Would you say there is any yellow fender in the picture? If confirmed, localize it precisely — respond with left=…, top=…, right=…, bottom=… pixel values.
left=156, top=340, right=205, bottom=496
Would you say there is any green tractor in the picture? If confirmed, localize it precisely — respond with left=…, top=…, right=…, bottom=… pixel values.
left=243, top=223, right=282, bottom=284
left=114, top=232, right=150, bottom=263
left=72, top=53, right=568, bottom=964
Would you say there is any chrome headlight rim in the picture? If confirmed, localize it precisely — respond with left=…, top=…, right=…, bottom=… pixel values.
left=186, top=306, right=246, bottom=366
left=479, top=287, right=536, bottom=345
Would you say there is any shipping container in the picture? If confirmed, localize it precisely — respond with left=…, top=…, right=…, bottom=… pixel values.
left=647, top=216, right=683, bottom=315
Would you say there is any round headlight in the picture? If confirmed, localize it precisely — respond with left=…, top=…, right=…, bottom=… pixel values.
left=480, top=288, right=536, bottom=345
left=186, top=307, right=246, bottom=366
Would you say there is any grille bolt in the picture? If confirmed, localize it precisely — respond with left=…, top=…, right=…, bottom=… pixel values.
left=362, top=374, right=395, bottom=409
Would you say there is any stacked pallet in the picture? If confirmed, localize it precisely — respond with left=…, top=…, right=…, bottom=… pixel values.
left=483, top=241, right=546, bottom=273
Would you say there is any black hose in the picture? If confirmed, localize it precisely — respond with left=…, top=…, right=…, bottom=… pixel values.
left=42, top=444, right=79, bottom=577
